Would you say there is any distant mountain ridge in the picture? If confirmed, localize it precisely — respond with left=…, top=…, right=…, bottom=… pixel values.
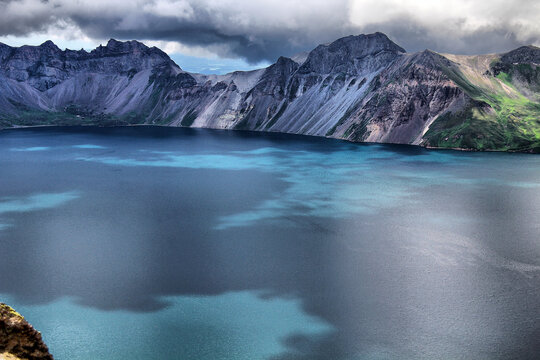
left=0, top=33, right=539, bottom=152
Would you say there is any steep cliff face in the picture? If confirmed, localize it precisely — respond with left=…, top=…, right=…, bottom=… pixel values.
left=0, top=34, right=538, bottom=152
left=329, top=50, right=467, bottom=144
left=0, top=304, right=53, bottom=360
left=240, top=33, right=405, bottom=136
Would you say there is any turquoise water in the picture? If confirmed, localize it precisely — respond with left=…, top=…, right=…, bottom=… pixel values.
left=1, top=127, right=539, bottom=359
left=2, top=292, right=332, bottom=360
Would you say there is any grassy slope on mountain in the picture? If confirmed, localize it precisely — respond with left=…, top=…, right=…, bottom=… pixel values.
left=423, top=50, right=540, bottom=152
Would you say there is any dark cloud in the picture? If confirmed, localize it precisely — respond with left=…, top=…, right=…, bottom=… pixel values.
left=0, top=0, right=538, bottom=62
left=362, top=21, right=539, bottom=55
left=0, top=0, right=57, bottom=36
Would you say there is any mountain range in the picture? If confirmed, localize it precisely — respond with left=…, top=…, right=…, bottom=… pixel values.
left=0, top=33, right=538, bottom=152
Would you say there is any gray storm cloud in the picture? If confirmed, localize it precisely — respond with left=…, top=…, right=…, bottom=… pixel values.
left=0, top=0, right=538, bottom=62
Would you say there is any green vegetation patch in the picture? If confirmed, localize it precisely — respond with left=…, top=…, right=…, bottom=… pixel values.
left=425, top=62, right=540, bottom=152
left=425, top=95, right=540, bottom=152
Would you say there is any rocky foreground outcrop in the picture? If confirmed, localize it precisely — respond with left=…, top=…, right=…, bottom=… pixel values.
left=0, top=33, right=538, bottom=152
left=0, top=304, right=53, bottom=360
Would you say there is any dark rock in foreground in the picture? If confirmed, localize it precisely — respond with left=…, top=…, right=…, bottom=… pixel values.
left=0, top=304, right=53, bottom=360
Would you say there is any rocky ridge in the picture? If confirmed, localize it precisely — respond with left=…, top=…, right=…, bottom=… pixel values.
left=0, top=33, right=538, bottom=152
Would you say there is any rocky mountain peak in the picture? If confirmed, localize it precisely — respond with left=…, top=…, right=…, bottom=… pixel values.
left=90, top=39, right=174, bottom=67
left=501, top=45, right=540, bottom=64
left=93, top=38, right=150, bottom=55
left=104, top=38, right=147, bottom=52
left=260, top=56, right=298, bottom=78
left=327, top=32, right=405, bottom=54
left=273, top=56, right=298, bottom=71
left=259, top=56, right=298, bottom=83
left=39, top=40, right=61, bottom=52
left=411, top=49, right=453, bottom=67
left=106, top=38, right=123, bottom=48
left=298, top=32, right=405, bottom=75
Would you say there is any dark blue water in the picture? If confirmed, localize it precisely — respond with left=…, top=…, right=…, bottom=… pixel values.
left=1, top=126, right=539, bottom=360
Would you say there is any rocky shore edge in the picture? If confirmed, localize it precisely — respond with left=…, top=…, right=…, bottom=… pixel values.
left=0, top=303, right=53, bottom=360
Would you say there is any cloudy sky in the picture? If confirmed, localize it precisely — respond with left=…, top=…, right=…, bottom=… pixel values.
left=0, top=0, right=538, bottom=74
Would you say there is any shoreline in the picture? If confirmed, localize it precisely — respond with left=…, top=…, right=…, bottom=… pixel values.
left=1, top=123, right=538, bottom=154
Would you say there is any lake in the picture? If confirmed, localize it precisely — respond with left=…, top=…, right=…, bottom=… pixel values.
left=1, top=126, right=539, bottom=360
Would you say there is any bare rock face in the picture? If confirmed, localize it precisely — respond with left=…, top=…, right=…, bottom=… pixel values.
left=0, top=304, right=53, bottom=360
left=334, top=50, right=466, bottom=144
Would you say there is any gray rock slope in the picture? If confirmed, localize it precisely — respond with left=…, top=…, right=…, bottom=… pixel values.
left=0, top=33, right=539, bottom=151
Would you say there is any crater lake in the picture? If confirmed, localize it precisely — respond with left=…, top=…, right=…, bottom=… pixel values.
left=1, top=126, right=539, bottom=360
